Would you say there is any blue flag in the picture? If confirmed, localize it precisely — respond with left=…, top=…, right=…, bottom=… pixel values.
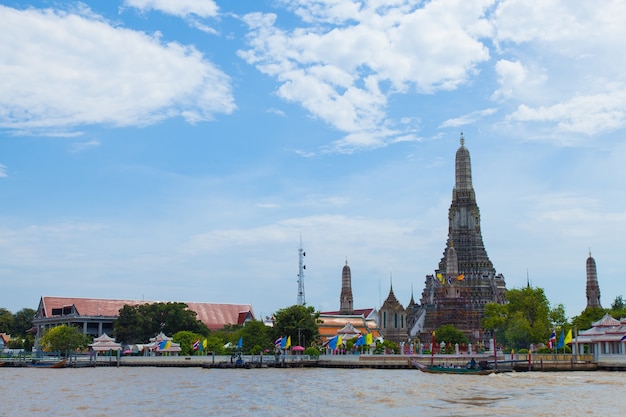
left=328, top=335, right=338, bottom=350
left=556, top=329, right=565, bottom=349
left=237, top=337, right=242, bottom=349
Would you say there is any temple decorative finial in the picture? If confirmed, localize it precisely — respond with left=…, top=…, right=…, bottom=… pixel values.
left=460, top=132, right=465, bottom=146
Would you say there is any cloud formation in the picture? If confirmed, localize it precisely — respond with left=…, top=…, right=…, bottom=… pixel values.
left=0, top=5, right=234, bottom=133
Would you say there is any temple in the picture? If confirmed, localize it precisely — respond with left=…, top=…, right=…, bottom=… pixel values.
left=585, top=251, right=602, bottom=309
left=410, top=134, right=507, bottom=342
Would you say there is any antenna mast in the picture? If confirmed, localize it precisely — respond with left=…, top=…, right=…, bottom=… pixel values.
left=297, top=235, right=306, bottom=305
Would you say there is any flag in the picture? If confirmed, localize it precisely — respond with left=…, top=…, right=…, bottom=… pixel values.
left=447, top=276, right=452, bottom=285
left=192, top=339, right=200, bottom=351
left=328, top=335, right=338, bottom=350
left=285, top=336, right=291, bottom=349
left=158, top=340, right=167, bottom=350
left=365, top=333, right=373, bottom=345
left=354, top=335, right=364, bottom=347
left=337, top=335, right=343, bottom=346
left=280, top=336, right=287, bottom=349
left=548, top=331, right=556, bottom=349
left=436, top=273, right=444, bottom=284
left=564, top=329, right=573, bottom=345
left=621, top=334, right=626, bottom=342
left=557, top=329, right=565, bottom=349
left=202, top=339, right=207, bottom=351
left=237, top=337, right=242, bottom=349
left=274, top=336, right=283, bottom=346
left=457, top=274, right=465, bottom=281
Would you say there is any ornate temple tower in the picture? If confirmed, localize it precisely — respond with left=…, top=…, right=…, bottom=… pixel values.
left=411, top=134, right=507, bottom=342
left=379, top=280, right=408, bottom=344
left=585, top=251, right=602, bottom=309
left=339, top=259, right=354, bottom=314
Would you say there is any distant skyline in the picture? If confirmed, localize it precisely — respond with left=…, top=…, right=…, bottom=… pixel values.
left=1, top=1, right=625, bottom=320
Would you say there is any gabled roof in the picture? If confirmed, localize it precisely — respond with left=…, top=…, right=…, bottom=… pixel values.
left=36, top=296, right=255, bottom=331
left=592, top=313, right=621, bottom=327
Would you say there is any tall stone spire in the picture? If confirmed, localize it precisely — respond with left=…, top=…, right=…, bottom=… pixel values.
left=339, top=258, right=354, bottom=314
left=586, top=251, right=602, bottom=309
left=413, top=134, right=507, bottom=342
left=440, top=133, right=494, bottom=275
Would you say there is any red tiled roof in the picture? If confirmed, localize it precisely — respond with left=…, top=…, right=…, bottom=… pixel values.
left=38, top=296, right=254, bottom=331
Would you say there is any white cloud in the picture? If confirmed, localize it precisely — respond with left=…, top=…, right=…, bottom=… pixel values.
left=240, top=0, right=493, bottom=152
left=0, top=164, right=7, bottom=178
left=508, top=91, right=626, bottom=136
left=0, top=5, right=235, bottom=132
left=123, top=0, right=219, bottom=18
left=489, top=0, right=626, bottom=140
left=440, top=108, right=497, bottom=128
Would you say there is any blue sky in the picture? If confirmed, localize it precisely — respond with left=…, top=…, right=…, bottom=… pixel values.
left=1, top=0, right=624, bottom=322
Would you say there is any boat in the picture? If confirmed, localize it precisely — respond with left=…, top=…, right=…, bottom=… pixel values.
left=28, top=359, right=67, bottom=368
left=410, top=359, right=496, bottom=375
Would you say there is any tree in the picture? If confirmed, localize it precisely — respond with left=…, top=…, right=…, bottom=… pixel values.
left=11, top=308, right=36, bottom=337
left=0, top=308, right=14, bottom=334
left=483, top=286, right=553, bottom=350
left=173, top=330, right=206, bottom=356
left=238, top=320, right=272, bottom=354
left=273, top=305, right=320, bottom=348
left=611, top=295, right=624, bottom=311
left=39, top=325, right=90, bottom=356
left=434, top=324, right=468, bottom=346
left=113, top=302, right=209, bottom=344
left=571, top=307, right=606, bottom=331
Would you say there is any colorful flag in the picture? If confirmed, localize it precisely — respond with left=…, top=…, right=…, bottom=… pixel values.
left=237, top=337, right=242, bottom=349
left=564, top=329, right=573, bottom=345
left=192, top=339, right=200, bottom=351
left=447, top=276, right=452, bottom=285
left=457, top=274, right=465, bottom=281
left=274, top=336, right=283, bottom=346
left=159, top=340, right=167, bottom=350
left=548, top=331, right=556, bottom=349
left=557, top=329, right=565, bottom=349
left=436, top=273, right=444, bottom=284
left=285, top=336, right=291, bottom=349
left=365, top=333, right=373, bottom=345
left=354, top=335, right=364, bottom=347
left=328, top=335, right=338, bottom=350
left=621, top=334, right=626, bottom=342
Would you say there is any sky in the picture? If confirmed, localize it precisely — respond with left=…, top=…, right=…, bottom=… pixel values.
left=1, top=0, right=625, bottom=322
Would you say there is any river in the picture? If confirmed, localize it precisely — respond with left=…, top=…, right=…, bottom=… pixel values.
left=0, top=367, right=621, bottom=416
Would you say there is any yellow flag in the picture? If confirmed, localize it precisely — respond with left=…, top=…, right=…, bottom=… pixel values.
left=365, top=333, right=373, bottom=345
left=203, top=339, right=207, bottom=349
left=457, top=274, right=465, bottom=281
left=338, top=335, right=343, bottom=346
left=564, top=329, right=573, bottom=345
left=286, top=336, right=291, bottom=348
left=436, top=273, right=444, bottom=284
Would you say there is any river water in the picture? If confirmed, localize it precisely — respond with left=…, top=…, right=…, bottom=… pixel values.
left=0, top=367, right=622, bottom=416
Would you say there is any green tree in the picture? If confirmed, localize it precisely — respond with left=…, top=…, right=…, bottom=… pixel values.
left=173, top=330, right=206, bottom=356
left=11, top=308, right=36, bottom=337
left=113, top=302, right=209, bottom=344
left=39, top=325, right=90, bottom=356
left=273, top=305, right=320, bottom=348
left=483, top=286, right=553, bottom=350
left=434, top=324, right=468, bottom=346
left=0, top=308, right=14, bottom=334
left=610, top=295, right=626, bottom=318
left=238, top=320, right=272, bottom=354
